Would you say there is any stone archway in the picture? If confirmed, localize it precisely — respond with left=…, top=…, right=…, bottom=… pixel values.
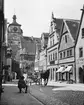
left=79, top=67, right=84, bottom=83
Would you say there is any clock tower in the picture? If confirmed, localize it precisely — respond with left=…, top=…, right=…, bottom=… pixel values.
left=7, top=14, right=23, bottom=59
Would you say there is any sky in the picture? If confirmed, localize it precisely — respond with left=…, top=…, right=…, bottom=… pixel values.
left=4, top=0, right=84, bottom=38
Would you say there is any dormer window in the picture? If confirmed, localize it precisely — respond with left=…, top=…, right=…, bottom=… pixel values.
left=82, top=28, right=84, bottom=37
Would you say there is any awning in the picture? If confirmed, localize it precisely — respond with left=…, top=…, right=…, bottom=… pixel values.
left=56, top=67, right=64, bottom=73
left=63, top=66, right=72, bottom=73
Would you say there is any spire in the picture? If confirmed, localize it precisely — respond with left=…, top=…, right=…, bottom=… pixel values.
left=13, top=14, right=17, bottom=23
left=52, top=12, right=54, bottom=19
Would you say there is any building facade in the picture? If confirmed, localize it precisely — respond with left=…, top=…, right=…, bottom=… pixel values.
left=34, top=41, right=41, bottom=72
left=75, top=6, right=84, bottom=83
left=47, top=13, right=63, bottom=81
left=58, top=19, right=79, bottom=82
left=39, top=33, right=48, bottom=72
left=23, top=36, right=41, bottom=74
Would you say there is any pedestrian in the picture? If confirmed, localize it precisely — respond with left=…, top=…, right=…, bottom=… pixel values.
left=18, top=76, right=28, bottom=93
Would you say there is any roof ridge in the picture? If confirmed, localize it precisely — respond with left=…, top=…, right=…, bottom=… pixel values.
left=53, top=17, right=79, bottom=22
left=63, top=18, right=80, bottom=22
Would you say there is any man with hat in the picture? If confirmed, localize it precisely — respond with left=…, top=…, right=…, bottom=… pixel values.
left=18, top=76, right=28, bottom=93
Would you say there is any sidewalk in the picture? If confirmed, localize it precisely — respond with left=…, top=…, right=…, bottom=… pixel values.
left=3, top=79, right=84, bottom=91
left=47, top=80, right=84, bottom=91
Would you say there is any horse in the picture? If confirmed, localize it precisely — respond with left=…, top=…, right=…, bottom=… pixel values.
left=39, top=69, right=50, bottom=86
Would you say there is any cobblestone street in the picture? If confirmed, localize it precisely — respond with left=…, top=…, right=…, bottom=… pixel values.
left=1, top=81, right=84, bottom=105
left=30, top=84, right=84, bottom=105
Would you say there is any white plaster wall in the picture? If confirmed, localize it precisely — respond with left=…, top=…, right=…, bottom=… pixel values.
left=39, top=49, right=47, bottom=71
left=59, top=57, right=74, bottom=64
left=76, top=13, right=84, bottom=83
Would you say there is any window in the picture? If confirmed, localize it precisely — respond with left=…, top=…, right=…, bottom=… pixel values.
left=55, top=52, right=57, bottom=60
left=53, top=53, right=54, bottom=60
left=53, top=39, right=54, bottom=45
left=60, top=52, right=62, bottom=59
left=51, top=26, right=53, bottom=33
left=50, top=69, right=52, bottom=80
left=63, top=51, right=65, bottom=58
left=56, top=68, right=57, bottom=71
left=79, top=47, right=83, bottom=57
left=70, top=49, right=72, bottom=56
left=65, top=35, right=67, bottom=43
left=49, top=55, right=50, bottom=61
left=67, top=50, right=69, bottom=57
left=51, top=54, right=52, bottom=61
left=50, top=41, right=52, bottom=47
left=82, top=28, right=84, bottom=37
left=53, top=68, right=54, bottom=80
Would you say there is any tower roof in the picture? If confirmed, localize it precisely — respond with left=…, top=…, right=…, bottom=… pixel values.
left=9, top=14, right=21, bottom=26
left=52, top=12, right=54, bottom=19
left=13, top=14, right=17, bottom=21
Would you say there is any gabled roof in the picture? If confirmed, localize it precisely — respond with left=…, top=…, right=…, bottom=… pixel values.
left=65, top=20, right=79, bottom=40
left=75, top=6, right=84, bottom=46
left=58, top=19, right=80, bottom=49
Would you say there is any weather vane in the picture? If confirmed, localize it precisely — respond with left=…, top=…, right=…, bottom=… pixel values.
left=14, top=8, right=16, bottom=15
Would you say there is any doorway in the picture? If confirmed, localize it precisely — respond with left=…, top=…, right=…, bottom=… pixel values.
left=79, top=67, right=84, bottom=83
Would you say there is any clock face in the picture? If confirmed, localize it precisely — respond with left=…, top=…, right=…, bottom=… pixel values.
left=13, top=27, right=18, bottom=32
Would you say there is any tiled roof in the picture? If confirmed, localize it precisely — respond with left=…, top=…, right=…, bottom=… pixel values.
left=21, top=36, right=37, bottom=55
left=41, top=33, right=49, bottom=46
left=53, top=18, right=63, bottom=35
left=9, top=22, right=21, bottom=26
left=23, top=36, right=41, bottom=44
left=65, top=20, right=80, bottom=40
left=10, top=36, right=40, bottom=59
left=38, top=44, right=41, bottom=51
left=24, top=41, right=36, bottom=55
left=9, top=15, right=21, bottom=26
left=75, top=6, right=84, bottom=46
left=43, top=33, right=49, bottom=38
left=23, top=36, right=32, bottom=41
